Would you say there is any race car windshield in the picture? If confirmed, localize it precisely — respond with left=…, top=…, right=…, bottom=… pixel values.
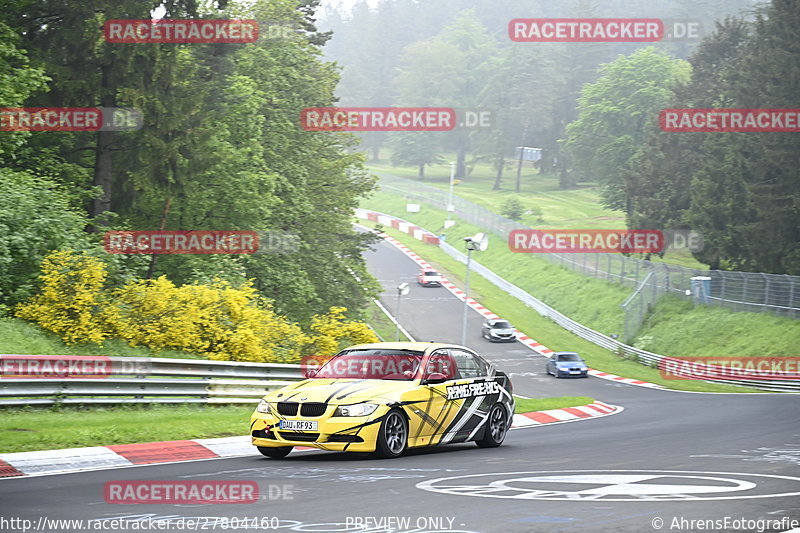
left=493, top=321, right=512, bottom=328
left=314, top=349, right=424, bottom=380
left=424, top=271, right=439, bottom=276
left=558, top=354, right=581, bottom=362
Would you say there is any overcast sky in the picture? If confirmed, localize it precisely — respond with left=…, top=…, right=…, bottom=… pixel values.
left=320, top=0, right=379, bottom=18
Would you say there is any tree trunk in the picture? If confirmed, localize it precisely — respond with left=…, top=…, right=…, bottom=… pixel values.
left=146, top=196, right=172, bottom=279
left=456, top=145, right=467, bottom=181
left=90, top=130, right=114, bottom=220
left=418, top=163, right=425, bottom=179
left=89, top=62, right=115, bottom=225
left=493, top=156, right=504, bottom=190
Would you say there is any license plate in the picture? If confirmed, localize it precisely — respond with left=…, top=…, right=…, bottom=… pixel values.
left=570, top=370, right=582, bottom=374
left=279, top=420, right=318, bottom=431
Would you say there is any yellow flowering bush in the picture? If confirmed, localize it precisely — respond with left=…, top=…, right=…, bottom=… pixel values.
left=15, top=251, right=112, bottom=345
left=304, top=306, right=379, bottom=356
left=112, top=277, right=308, bottom=362
left=17, top=251, right=377, bottom=363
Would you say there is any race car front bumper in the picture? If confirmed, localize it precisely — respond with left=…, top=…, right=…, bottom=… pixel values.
left=250, top=410, right=385, bottom=453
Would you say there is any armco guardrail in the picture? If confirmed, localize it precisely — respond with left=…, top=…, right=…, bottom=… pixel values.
left=0, top=355, right=304, bottom=406
left=359, top=209, right=799, bottom=393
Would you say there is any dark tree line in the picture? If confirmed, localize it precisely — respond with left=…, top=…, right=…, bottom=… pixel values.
left=624, top=1, right=800, bottom=274
left=320, top=0, right=798, bottom=274
left=0, top=0, right=380, bottom=321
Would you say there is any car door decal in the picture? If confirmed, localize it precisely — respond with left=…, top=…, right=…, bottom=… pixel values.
left=418, top=382, right=467, bottom=441
left=425, top=385, right=456, bottom=438
left=439, top=394, right=484, bottom=444
left=437, top=378, right=507, bottom=443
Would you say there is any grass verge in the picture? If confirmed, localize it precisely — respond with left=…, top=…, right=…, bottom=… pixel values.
left=0, top=318, right=203, bottom=359
left=514, top=396, right=595, bottom=413
left=366, top=299, right=411, bottom=342
left=367, top=161, right=705, bottom=269
left=0, top=404, right=254, bottom=453
left=364, top=190, right=630, bottom=335
left=362, top=191, right=800, bottom=359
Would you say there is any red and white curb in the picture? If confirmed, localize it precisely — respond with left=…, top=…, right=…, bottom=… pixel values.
left=0, top=402, right=621, bottom=478
left=588, top=369, right=662, bottom=387
left=355, top=208, right=440, bottom=245
left=0, top=437, right=317, bottom=479
left=372, top=221, right=663, bottom=391
left=511, top=400, right=622, bottom=429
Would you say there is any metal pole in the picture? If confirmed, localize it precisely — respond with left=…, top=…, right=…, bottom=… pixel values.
left=395, top=290, right=402, bottom=341
left=516, top=123, right=528, bottom=193
left=447, top=162, right=455, bottom=225
left=461, top=248, right=473, bottom=346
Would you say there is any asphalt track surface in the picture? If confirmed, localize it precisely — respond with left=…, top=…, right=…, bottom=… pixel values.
left=1, top=237, right=799, bottom=533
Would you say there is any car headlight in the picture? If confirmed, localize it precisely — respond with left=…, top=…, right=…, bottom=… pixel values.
left=334, top=403, right=379, bottom=417
left=580, top=366, right=588, bottom=371
left=256, top=399, right=272, bottom=414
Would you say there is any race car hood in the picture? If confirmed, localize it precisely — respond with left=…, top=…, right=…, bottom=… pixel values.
left=265, top=378, right=414, bottom=405
left=490, top=328, right=515, bottom=335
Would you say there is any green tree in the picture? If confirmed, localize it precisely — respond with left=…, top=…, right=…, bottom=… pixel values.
left=434, top=11, right=498, bottom=181
left=0, top=171, right=94, bottom=310
left=0, top=21, right=49, bottom=159
left=390, top=38, right=464, bottom=176
left=564, top=48, right=691, bottom=210
left=623, top=18, right=750, bottom=266
left=2, top=0, right=380, bottom=322
left=625, top=5, right=800, bottom=274
left=388, top=132, right=444, bottom=179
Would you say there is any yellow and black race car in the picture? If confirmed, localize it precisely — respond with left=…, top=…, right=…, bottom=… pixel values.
left=250, top=342, right=515, bottom=459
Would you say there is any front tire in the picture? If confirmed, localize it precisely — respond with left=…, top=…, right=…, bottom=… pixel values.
left=373, top=409, right=408, bottom=458
left=257, top=446, right=293, bottom=459
left=476, top=404, right=508, bottom=448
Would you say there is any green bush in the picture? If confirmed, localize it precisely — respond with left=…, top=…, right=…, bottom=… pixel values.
left=501, top=197, right=525, bottom=220
left=16, top=251, right=378, bottom=362
left=0, top=170, right=94, bottom=311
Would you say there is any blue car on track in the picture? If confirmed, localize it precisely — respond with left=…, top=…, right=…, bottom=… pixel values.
left=546, top=352, right=589, bottom=378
